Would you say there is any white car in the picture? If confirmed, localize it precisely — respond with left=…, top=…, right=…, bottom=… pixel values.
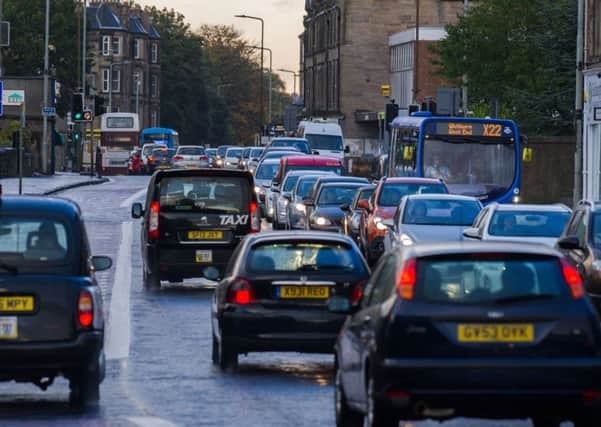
left=224, top=147, right=244, bottom=169
left=171, top=145, right=209, bottom=169
left=462, top=203, right=572, bottom=247
left=253, top=158, right=281, bottom=217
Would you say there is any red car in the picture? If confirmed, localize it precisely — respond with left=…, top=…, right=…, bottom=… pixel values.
left=359, top=177, right=448, bottom=264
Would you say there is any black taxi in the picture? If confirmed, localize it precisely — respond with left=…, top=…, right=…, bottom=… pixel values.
left=0, top=194, right=112, bottom=407
left=132, top=168, right=260, bottom=290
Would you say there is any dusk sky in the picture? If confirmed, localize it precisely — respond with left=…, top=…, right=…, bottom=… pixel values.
left=136, top=0, right=306, bottom=93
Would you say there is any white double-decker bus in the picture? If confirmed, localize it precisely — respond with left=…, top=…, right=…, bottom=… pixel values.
left=100, top=113, right=140, bottom=174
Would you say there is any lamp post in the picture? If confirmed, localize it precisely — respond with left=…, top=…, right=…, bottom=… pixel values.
left=41, top=0, right=50, bottom=173
left=250, top=46, right=272, bottom=127
left=135, top=79, right=141, bottom=115
left=107, top=60, right=131, bottom=112
left=235, top=14, right=264, bottom=135
left=278, top=69, right=299, bottom=97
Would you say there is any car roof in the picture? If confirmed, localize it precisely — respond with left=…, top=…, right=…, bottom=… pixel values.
left=270, top=137, right=308, bottom=142
left=258, top=158, right=282, bottom=165
left=319, top=182, right=367, bottom=189
left=397, top=241, right=562, bottom=259
left=405, top=194, right=480, bottom=202
left=283, top=170, right=319, bottom=179
left=316, top=176, right=368, bottom=183
left=154, top=168, right=253, bottom=179
left=282, top=155, right=342, bottom=165
left=382, top=177, right=445, bottom=185
left=245, top=230, right=357, bottom=246
left=0, top=195, right=81, bottom=218
left=491, top=203, right=572, bottom=212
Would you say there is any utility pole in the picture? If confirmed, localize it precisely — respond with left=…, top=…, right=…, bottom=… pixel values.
left=0, top=0, right=4, bottom=77
left=574, top=0, right=584, bottom=205
left=462, top=0, right=469, bottom=114
left=413, top=0, right=420, bottom=104
left=81, top=0, right=87, bottom=173
left=41, top=0, right=50, bottom=174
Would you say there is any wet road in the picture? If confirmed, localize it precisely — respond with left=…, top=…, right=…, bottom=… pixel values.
left=0, top=177, right=574, bottom=426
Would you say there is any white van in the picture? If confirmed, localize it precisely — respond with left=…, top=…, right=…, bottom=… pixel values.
left=297, top=120, right=348, bottom=160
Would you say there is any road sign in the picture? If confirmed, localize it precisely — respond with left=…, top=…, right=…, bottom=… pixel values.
left=42, top=106, right=56, bottom=117
left=3, top=89, right=24, bottom=106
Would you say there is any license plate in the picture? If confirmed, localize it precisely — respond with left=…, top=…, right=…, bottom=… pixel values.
left=0, top=296, right=34, bottom=312
left=196, top=250, right=213, bottom=263
left=0, top=317, right=18, bottom=339
left=457, top=323, right=534, bottom=343
left=188, top=230, right=223, bottom=240
left=159, top=165, right=170, bottom=169
left=278, top=286, right=330, bottom=299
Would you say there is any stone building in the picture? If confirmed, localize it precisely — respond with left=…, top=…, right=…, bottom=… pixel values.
left=301, top=0, right=464, bottom=147
left=86, top=1, right=161, bottom=129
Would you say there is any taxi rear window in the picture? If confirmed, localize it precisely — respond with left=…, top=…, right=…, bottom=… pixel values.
left=159, top=176, right=250, bottom=213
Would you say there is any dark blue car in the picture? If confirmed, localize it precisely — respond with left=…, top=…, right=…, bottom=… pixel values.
left=0, top=195, right=112, bottom=407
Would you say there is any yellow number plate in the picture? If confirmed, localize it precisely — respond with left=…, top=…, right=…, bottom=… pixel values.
left=188, top=231, right=223, bottom=240
left=0, top=297, right=34, bottom=313
left=279, top=286, right=330, bottom=299
left=458, top=324, right=534, bottom=343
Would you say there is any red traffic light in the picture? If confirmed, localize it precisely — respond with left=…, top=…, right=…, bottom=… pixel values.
left=82, top=110, right=93, bottom=121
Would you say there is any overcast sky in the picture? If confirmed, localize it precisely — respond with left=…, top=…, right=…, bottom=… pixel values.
left=136, top=0, right=306, bottom=93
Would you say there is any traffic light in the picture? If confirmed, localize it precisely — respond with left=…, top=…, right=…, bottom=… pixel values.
left=73, top=93, right=84, bottom=121
left=385, top=101, right=399, bottom=126
left=72, top=129, right=81, bottom=143
left=94, top=95, right=105, bottom=116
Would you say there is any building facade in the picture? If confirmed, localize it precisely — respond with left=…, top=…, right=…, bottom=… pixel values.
left=301, top=0, right=463, bottom=146
left=86, top=1, right=161, bottom=130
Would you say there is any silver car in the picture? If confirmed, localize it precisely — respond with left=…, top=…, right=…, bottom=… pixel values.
left=224, top=147, right=245, bottom=169
left=253, top=158, right=281, bottom=216
left=171, top=145, right=209, bottom=169
left=383, top=194, right=483, bottom=251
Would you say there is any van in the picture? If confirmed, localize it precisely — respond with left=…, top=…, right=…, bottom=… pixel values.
left=297, top=120, right=349, bottom=160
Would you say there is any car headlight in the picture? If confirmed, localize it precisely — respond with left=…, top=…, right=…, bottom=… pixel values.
left=268, top=207, right=274, bottom=215
left=249, top=168, right=255, bottom=174
left=593, top=260, right=601, bottom=271
left=280, top=199, right=289, bottom=207
left=226, top=161, right=231, bottom=166
left=295, top=203, right=306, bottom=213
left=255, top=186, right=261, bottom=194
left=400, top=233, right=414, bottom=246
left=376, top=220, right=388, bottom=231
left=314, top=216, right=331, bottom=226
left=512, top=196, right=520, bottom=203
left=216, top=159, right=223, bottom=165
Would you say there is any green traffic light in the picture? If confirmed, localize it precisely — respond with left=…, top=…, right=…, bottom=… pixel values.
left=74, top=112, right=83, bottom=120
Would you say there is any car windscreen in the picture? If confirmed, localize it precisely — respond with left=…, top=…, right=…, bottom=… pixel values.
left=0, top=217, right=73, bottom=270
left=283, top=175, right=302, bottom=192
left=286, top=164, right=343, bottom=176
left=250, top=148, right=264, bottom=158
left=488, top=211, right=570, bottom=237
left=296, top=177, right=319, bottom=198
left=159, top=176, right=250, bottom=213
left=270, top=140, right=311, bottom=154
left=178, top=147, right=204, bottom=156
left=402, top=199, right=482, bottom=226
left=317, top=186, right=361, bottom=206
left=247, top=242, right=366, bottom=274
left=263, top=151, right=299, bottom=160
left=378, top=183, right=448, bottom=206
left=255, top=163, right=280, bottom=180
left=152, top=149, right=175, bottom=157
left=355, top=189, right=374, bottom=206
left=143, top=145, right=159, bottom=156
left=415, top=255, right=568, bottom=304
left=305, top=134, right=343, bottom=151
left=226, top=149, right=243, bottom=158
left=217, top=146, right=230, bottom=157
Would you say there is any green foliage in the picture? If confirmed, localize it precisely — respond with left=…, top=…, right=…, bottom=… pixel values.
left=434, top=0, right=576, bottom=135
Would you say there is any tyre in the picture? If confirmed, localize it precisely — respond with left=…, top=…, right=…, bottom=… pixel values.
left=364, top=377, right=397, bottom=427
left=531, top=417, right=562, bottom=427
left=217, top=335, right=238, bottom=371
left=143, top=266, right=161, bottom=291
left=335, top=368, right=362, bottom=427
left=69, top=363, right=100, bottom=408
left=211, top=334, right=219, bottom=364
left=574, top=413, right=601, bottom=427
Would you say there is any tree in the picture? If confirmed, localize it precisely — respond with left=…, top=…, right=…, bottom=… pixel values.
left=434, top=0, right=576, bottom=135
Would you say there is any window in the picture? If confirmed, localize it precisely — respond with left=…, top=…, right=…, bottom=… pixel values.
left=102, top=35, right=111, bottom=56
left=102, top=68, right=110, bottom=93
left=366, top=255, right=398, bottom=306
left=151, top=75, right=159, bottom=97
left=151, top=43, right=159, bottom=63
left=134, top=39, right=143, bottom=59
left=111, top=69, right=121, bottom=93
left=111, top=36, right=121, bottom=56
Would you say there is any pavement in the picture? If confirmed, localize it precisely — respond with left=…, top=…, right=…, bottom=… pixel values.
left=0, top=172, right=110, bottom=196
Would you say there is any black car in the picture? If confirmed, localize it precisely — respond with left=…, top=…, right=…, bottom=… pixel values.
left=0, top=195, right=112, bottom=407
left=306, top=182, right=366, bottom=232
left=557, top=200, right=601, bottom=313
left=343, top=185, right=375, bottom=244
left=132, top=169, right=260, bottom=290
left=211, top=231, right=370, bottom=371
left=147, top=147, right=175, bottom=173
left=333, top=241, right=601, bottom=427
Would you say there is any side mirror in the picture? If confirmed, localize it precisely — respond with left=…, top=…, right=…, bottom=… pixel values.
left=271, top=186, right=281, bottom=193
left=283, top=193, right=292, bottom=201
left=357, top=199, right=370, bottom=210
left=272, top=180, right=280, bottom=187
left=262, top=183, right=270, bottom=189
left=131, top=203, right=144, bottom=219
left=327, top=296, right=352, bottom=314
left=312, top=150, right=320, bottom=155
left=91, top=256, right=112, bottom=272
left=344, top=145, right=350, bottom=154
left=340, top=203, right=351, bottom=211
left=382, top=218, right=395, bottom=228
left=462, top=227, right=481, bottom=240
left=557, top=235, right=581, bottom=250
left=303, top=197, right=315, bottom=207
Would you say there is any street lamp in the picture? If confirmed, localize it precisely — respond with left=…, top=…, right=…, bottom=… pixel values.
left=135, top=79, right=141, bottom=115
left=234, top=14, right=264, bottom=135
left=108, top=60, right=131, bottom=113
left=278, top=69, right=299, bottom=97
left=250, top=46, right=272, bottom=127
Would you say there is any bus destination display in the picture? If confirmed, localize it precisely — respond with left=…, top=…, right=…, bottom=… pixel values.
left=435, top=122, right=514, bottom=138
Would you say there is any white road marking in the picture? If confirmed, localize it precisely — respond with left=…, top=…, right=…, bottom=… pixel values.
left=106, top=221, right=133, bottom=360
left=126, top=417, right=179, bottom=427
left=120, top=188, right=147, bottom=209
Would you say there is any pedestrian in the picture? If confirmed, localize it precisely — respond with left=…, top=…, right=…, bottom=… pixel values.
left=95, top=146, right=103, bottom=178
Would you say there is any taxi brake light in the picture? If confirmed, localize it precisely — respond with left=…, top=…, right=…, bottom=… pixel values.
left=561, top=259, right=584, bottom=299
left=148, top=202, right=160, bottom=240
left=249, top=201, right=260, bottom=233
left=227, top=278, right=256, bottom=305
left=78, top=290, right=94, bottom=328
left=397, top=258, right=417, bottom=300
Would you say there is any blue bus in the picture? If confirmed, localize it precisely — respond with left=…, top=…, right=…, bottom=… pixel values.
left=140, top=127, right=180, bottom=150
left=389, top=112, right=521, bottom=205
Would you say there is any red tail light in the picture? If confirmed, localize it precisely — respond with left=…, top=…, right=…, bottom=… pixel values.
left=249, top=201, right=261, bottom=233
left=78, top=290, right=94, bottom=328
left=561, top=259, right=584, bottom=299
left=226, top=278, right=256, bottom=305
left=148, top=201, right=160, bottom=240
left=350, top=279, right=367, bottom=305
left=199, top=155, right=208, bottom=161
left=583, top=390, right=601, bottom=403
left=148, top=156, right=155, bottom=163
left=397, top=258, right=417, bottom=300
left=173, top=155, right=184, bottom=161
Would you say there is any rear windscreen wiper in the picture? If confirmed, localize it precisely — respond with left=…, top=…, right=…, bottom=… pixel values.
left=491, top=294, right=557, bottom=305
